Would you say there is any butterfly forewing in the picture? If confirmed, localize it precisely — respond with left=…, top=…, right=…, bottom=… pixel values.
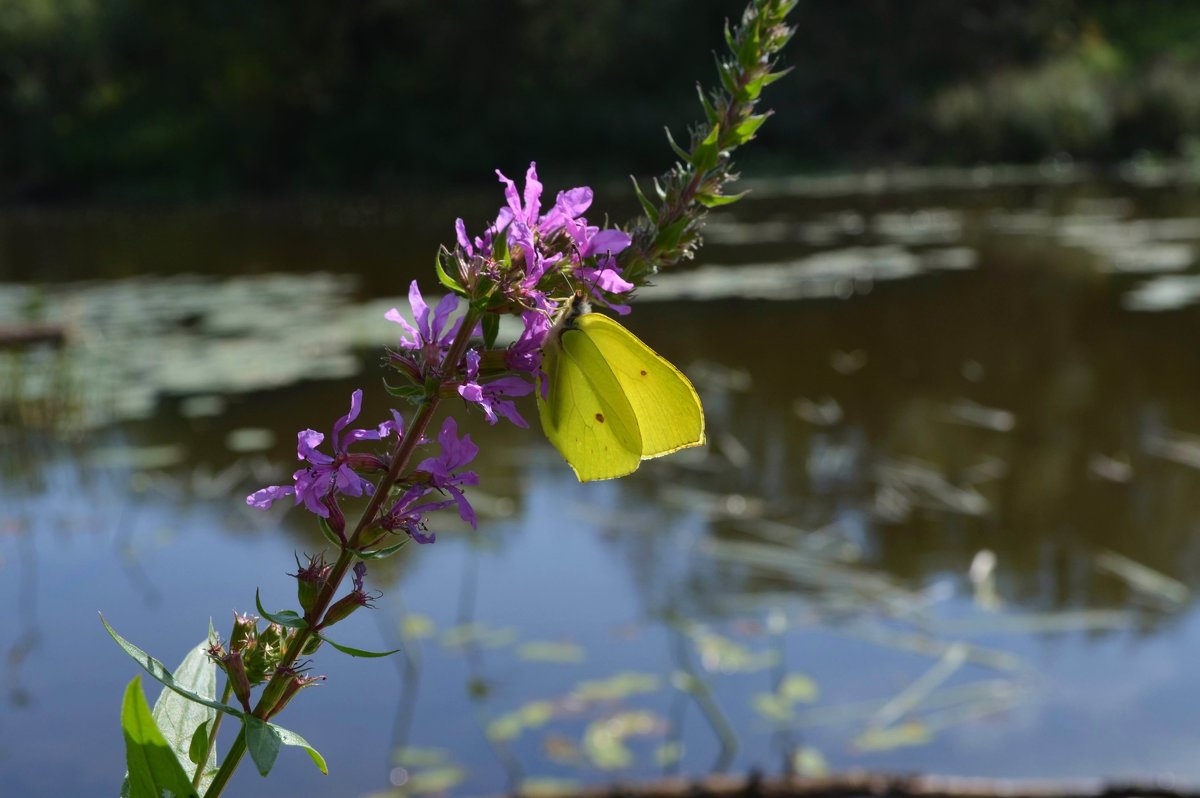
left=576, top=314, right=705, bottom=459
left=538, top=326, right=643, bottom=481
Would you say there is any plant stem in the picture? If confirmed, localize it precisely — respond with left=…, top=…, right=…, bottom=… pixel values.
left=193, top=681, right=234, bottom=790
left=202, top=307, right=482, bottom=798
left=203, top=727, right=245, bottom=798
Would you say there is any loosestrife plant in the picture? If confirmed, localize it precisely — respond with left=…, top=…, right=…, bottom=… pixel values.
left=104, top=2, right=795, bottom=795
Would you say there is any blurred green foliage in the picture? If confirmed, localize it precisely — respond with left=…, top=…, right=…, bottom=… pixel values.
left=3, top=0, right=1200, bottom=200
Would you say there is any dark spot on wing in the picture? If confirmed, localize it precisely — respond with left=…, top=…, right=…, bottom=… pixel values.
left=595, top=413, right=605, bottom=423
left=640, top=369, right=648, bottom=376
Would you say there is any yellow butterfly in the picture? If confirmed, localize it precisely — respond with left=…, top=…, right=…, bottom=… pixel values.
left=537, top=293, right=705, bottom=481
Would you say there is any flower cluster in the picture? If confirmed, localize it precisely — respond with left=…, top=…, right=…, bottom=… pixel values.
left=247, top=163, right=636, bottom=551
left=247, top=392, right=478, bottom=548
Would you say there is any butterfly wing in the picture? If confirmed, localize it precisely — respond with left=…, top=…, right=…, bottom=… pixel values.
left=537, top=326, right=643, bottom=482
left=576, top=314, right=705, bottom=459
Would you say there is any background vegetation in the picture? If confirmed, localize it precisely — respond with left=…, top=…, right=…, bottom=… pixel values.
left=4, top=0, right=1200, bottom=201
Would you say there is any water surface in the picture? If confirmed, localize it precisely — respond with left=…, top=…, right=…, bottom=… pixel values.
left=4, top=170, right=1200, bottom=796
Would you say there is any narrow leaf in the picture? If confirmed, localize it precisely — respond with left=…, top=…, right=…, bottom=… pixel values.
left=630, top=177, right=659, bottom=223
left=696, top=191, right=748, bottom=208
left=101, top=615, right=244, bottom=721
left=663, top=127, right=691, bottom=162
left=254, top=590, right=307, bottom=629
left=696, top=83, right=719, bottom=125
left=318, top=517, right=343, bottom=548
left=434, top=248, right=464, bottom=294
left=121, top=678, right=200, bottom=798
left=482, top=312, right=500, bottom=349
left=353, top=538, right=409, bottom=560
left=316, top=633, right=401, bottom=658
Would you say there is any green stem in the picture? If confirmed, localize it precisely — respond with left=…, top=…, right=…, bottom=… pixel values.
left=202, top=305, right=483, bottom=798
left=202, top=727, right=245, bottom=798
left=193, top=681, right=234, bottom=790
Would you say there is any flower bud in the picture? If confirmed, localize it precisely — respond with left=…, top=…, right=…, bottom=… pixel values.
left=267, top=669, right=326, bottom=718
left=319, top=590, right=371, bottom=629
left=318, top=562, right=378, bottom=629
left=213, top=649, right=253, bottom=712
left=229, top=612, right=258, bottom=653
left=292, top=553, right=332, bottom=614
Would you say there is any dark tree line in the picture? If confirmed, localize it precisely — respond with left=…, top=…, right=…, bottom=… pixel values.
left=2, top=0, right=1197, bottom=201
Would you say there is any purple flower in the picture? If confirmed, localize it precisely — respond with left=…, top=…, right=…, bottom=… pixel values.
left=416, top=417, right=480, bottom=528
left=506, top=310, right=551, bottom=374
left=379, top=485, right=454, bottom=544
left=386, top=281, right=464, bottom=372
left=457, top=349, right=534, bottom=427
left=246, top=389, right=389, bottom=518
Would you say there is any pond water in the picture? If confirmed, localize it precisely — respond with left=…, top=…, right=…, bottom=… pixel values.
left=5, top=166, right=1200, bottom=797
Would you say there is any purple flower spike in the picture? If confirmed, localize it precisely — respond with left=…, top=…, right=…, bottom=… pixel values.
left=246, top=389, right=384, bottom=519
left=416, top=417, right=480, bottom=528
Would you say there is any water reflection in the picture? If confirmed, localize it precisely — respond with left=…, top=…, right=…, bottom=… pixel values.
left=4, top=174, right=1200, bottom=795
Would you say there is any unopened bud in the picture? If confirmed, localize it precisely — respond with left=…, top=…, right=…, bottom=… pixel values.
left=319, top=562, right=378, bottom=629
left=268, top=669, right=326, bottom=718
left=229, top=612, right=258, bottom=653
left=216, top=649, right=253, bottom=712
left=291, top=553, right=332, bottom=614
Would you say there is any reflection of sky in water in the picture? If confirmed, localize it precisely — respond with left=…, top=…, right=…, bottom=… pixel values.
left=6, top=175, right=1200, bottom=796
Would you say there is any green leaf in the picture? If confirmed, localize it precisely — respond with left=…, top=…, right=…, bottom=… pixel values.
left=383, top=380, right=426, bottom=401
left=691, top=124, right=721, bottom=173
left=351, top=537, right=409, bottom=560
left=318, top=517, right=343, bottom=547
left=188, top=722, right=209, bottom=766
left=101, top=615, right=244, bottom=721
left=663, top=126, right=691, bottom=162
left=244, top=716, right=328, bottom=777
left=151, top=642, right=217, bottom=787
left=630, top=177, right=659, bottom=224
left=316, top=633, right=400, bottom=658
left=731, top=112, right=770, bottom=146
left=696, top=83, right=719, bottom=126
left=696, top=191, right=748, bottom=208
left=121, top=678, right=200, bottom=798
left=655, top=218, right=691, bottom=253
left=481, top=312, right=500, bottom=349
left=716, top=56, right=738, bottom=96
left=254, top=590, right=307, bottom=629
left=435, top=248, right=464, bottom=294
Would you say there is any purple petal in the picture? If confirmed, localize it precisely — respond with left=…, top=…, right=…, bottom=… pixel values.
left=585, top=228, right=632, bottom=257
left=332, top=389, right=364, bottom=449
left=430, top=292, right=459, bottom=342
left=297, top=429, right=328, bottom=462
left=455, top=218, right=474, bottom=256
left=385, top=307, right=421, bottom=347
left=378, top=408, right=406, bottom=438
left=447, top=485, right=478, bottom=529
left=496, top=169, right=523, bottom=221
left=408, top=281, right=430, bottom=337
left=522, top=162, right=542, bottom=224
left=246, top=484, right=295, bottom=509
left=458, top=382, right=484, bottom=403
